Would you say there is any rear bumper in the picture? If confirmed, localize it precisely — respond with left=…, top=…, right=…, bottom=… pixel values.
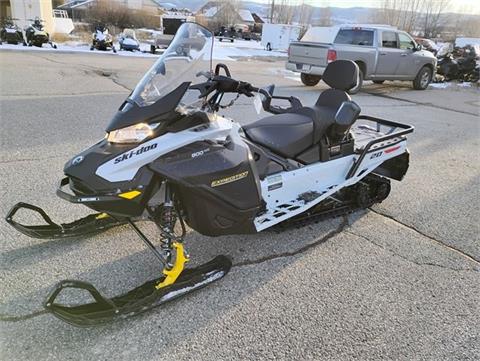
left=286, top=61, right=326, bottom=76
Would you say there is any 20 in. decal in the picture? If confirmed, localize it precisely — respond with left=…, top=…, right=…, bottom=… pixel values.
left=370, top=151, right=383, bottom=159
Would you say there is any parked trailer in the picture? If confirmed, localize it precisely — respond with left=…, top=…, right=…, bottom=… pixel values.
left=261, top=23, right=302, bottom=51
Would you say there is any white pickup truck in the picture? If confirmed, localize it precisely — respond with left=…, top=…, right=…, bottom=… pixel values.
left=287, top=25, right=437, bottom=93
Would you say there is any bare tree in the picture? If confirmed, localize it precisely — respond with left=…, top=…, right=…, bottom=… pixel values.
left=317, top=7, right=332, bottom=26
left=297, top=1, right=313, bottom=26
left=267, top=0, right=295, bottom=24
left=372, top=0, right=451, bottom=36
left=86, top=0, right=158, bottom=31
left=422, top=0, right=450, bottom=37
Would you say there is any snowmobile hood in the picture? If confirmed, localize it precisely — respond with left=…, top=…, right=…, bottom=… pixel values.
left=106, top=22, right=213, bottom=132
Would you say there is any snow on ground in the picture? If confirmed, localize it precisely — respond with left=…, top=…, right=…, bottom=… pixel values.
left=429, top=81, right=478, bottom=89
left=0, top=38, right=287, bottom=61
left=213, top=39, right=286, bottom=61
left=268, top=67, right=301, bottom=82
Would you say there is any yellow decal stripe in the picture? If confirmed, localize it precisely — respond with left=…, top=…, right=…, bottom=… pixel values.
left=95, top=213, right=109, bottom=219
left=118, top=190, right=141, bottom=200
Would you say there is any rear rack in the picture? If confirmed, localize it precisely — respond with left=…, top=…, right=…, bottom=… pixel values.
left=347, top=115, right=414, bottom=179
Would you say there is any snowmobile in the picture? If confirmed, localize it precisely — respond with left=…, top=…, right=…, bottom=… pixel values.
left=437, top=52, right=459, bottom=81
left=25, top=18, right=56, bottom=48
left=118, top=29, right=140, bottom=51
left=0, top=17, right=26, bottom=46
left=6, top=23, right=414, bottom=327
left=437, top=45, right=479, bottom=83
left=91, top=24, right=116, bottom=53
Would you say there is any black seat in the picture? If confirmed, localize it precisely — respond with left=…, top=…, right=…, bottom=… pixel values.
left=244, top=60, right=359, bottom=158
left=243, top=113, right=314, bottom=158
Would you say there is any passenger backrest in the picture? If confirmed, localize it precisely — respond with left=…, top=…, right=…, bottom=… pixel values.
left=321, top=60, right=359, bottom=91
left=312, top=61, right=360, bottom=143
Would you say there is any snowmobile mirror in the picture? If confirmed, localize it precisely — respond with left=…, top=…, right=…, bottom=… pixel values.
left=258, top=84, right=274, bottom=108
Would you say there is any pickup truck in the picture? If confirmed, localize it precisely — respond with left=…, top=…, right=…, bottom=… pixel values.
left=286, top=26, right=437, bottom=93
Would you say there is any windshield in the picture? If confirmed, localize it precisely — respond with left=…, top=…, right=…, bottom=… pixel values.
left=130, top=23, right=213, bottom=107
left=123, top=29, right=136, bottom=39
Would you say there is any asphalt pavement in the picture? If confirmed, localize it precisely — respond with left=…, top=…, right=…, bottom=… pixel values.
left=0, top=50, right=479, bottom=361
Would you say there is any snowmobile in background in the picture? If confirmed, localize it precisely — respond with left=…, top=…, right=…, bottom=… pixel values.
left=437, top=52, right=459, bottom=81
left=118, top=28, right=140, bottom=51
left=0, top=18, right=26, bottom=45
left=91, top=24, right=116, bottom=53
left=436, top=44, right=479, bottom=82
left=25, top=18, right=56, bottom=48
left=456, top=46, right=479, bottom=82
left=217, top=26, right=235, bottom=42
left=6, top=23, right=414, bottom=327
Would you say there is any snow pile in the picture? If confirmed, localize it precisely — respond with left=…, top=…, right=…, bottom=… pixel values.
left=0, top=38, right=287, bottom=61
left=429, top=81, right=477, bottom=89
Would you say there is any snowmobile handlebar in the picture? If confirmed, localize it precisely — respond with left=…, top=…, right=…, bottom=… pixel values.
left=192, top=62, right=302, bottom=113
left=251, top=86, right=303, bottom=115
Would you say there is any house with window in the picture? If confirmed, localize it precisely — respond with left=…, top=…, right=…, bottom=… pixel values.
left=196, top=1, right=255, bottom=30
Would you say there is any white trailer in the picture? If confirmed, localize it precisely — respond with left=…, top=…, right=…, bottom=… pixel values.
left=261, top=23, right=302, bottom=51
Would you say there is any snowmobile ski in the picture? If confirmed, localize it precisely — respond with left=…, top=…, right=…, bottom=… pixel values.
left=5, top=202, right=126, bottom=239
left=44, top=256, right=231, bottom=327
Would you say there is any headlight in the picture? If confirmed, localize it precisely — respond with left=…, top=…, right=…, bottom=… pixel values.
left=107, top=123, right=159, bottom=144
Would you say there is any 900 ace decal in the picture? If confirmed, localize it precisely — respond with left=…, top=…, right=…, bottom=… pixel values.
left=114, top=143, right=158, bottom=164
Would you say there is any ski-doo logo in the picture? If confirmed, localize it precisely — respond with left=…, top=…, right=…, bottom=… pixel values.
left=72, top=156, right=84, bottom=165
left=114, top=143, right=158, bottom=164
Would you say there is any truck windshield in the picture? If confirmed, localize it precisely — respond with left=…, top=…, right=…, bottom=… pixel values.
left=334, top=29, right=374, bottom=46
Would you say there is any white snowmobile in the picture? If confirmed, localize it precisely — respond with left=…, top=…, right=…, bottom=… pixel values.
left=118, top=29, right=140, bottom=51
left=25, top=18, right=56, bottom=48
left=6, top=23, right=413, bottom=327
left=91, top=24, right=116, bottom=53
left=0, top=17, right=27, bottom=46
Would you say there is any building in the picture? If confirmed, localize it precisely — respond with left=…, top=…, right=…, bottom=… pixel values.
left=1, top=0, right=54, bottom=33
left=196, top=1, right=255, bottom=30
left=58, top=0, right=160, bottom=12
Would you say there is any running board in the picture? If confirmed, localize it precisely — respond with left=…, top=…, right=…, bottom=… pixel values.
left=5, top=202, right=126, bottom=239
left=44, top=256, right=231, bottom=327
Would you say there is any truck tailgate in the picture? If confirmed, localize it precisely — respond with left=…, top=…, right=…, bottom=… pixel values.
left=289, top=41, right=330, bottom=67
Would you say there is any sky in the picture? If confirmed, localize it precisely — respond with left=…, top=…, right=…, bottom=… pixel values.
left=255, top=0, right=480, bottom=15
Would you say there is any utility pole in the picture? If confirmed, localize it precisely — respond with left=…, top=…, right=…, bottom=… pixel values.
left=270, top=0, right=275, bottom=23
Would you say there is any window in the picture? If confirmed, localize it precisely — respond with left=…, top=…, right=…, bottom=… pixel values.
left=382, top=31, right=398, bottom=48
left=334, top=29, right=374, bottom=46
left=399, top=32, right=415, bottom=50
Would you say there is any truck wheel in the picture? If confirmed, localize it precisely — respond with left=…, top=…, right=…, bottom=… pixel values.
left=300, top=73, right=321, bottom=86
left=348, top=69, right=363, bottom=94
left=413, top=66, right=432, bottom=90
left=373, top=80, right=384, bottom=84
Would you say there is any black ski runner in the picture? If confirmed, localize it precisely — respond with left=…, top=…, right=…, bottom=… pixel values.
left=5, top=202, right=126, bottom=239
left=44, top=256, right=231, bottom=327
